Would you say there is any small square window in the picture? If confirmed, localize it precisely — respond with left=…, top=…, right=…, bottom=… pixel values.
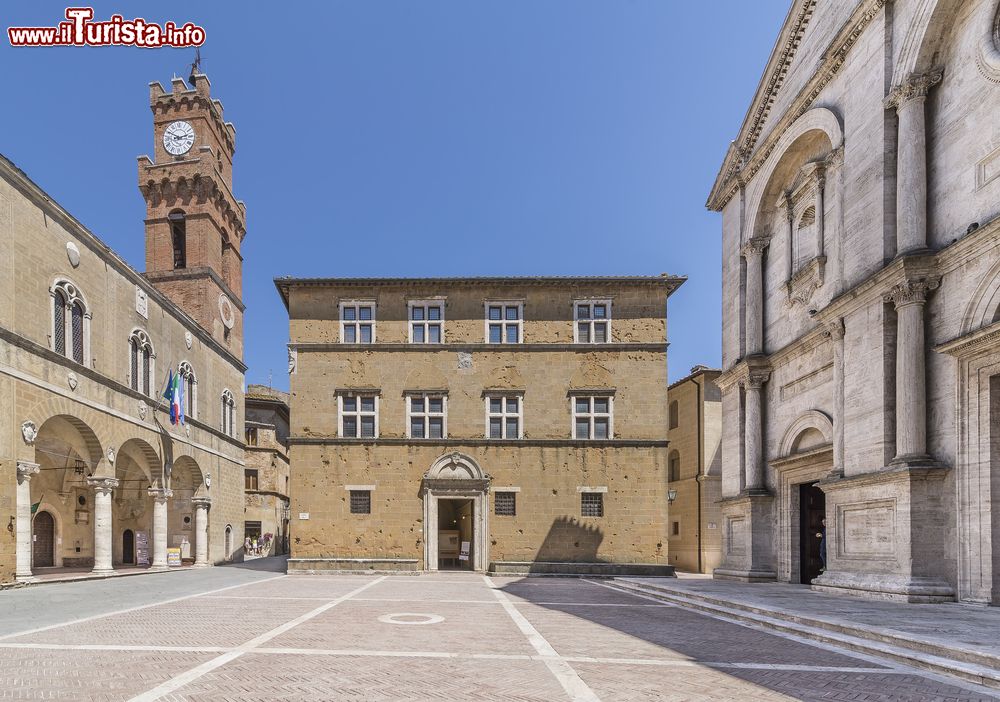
left=350, top=490, right=371, bottom=514
left=495, top=492, right=516, bottom=516
left=581, top=492, right=604, bottom=517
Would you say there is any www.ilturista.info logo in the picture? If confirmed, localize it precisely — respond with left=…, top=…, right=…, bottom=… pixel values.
left=8, top=7, right=205, bottom=47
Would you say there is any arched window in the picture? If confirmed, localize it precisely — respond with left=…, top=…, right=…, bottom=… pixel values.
left=169, top=210, right=186, bottom=270
left=129, top=329, right=155, bottom=396
left=221, top=389, right=235, bottom=437
left=795, top=205, right=817, bottom=271
left=50, top=279, right=89, bottom=365
left=668, top=450, right=681, bottom=482
left=178, top=361, right=197, bottom=420
left=668, top=400, right=679, bottom=430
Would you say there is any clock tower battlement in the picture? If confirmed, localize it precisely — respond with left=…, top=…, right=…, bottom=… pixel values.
left=138, top=72, right=246, bottom=359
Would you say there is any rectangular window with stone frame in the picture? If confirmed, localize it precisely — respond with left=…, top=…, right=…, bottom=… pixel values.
left=340, top=393, right=379, bottom=439
left=244, top=469, right=259, bottom=491
left=409, top=301, right=444, bottom=343
left=341, top=301, right=376, bottom=344
left=485, top=302, right=523, bottom=344
left=574, top=300, right=611, bottom=343
left=408, top=394, right=447, bottom=439
left=572, top=395, right=613, bottom=440
left=486, top=394, right=522, bottom=439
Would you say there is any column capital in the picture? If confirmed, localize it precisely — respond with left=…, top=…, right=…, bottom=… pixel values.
left=824, top=318, right=845, bottom=341
left=775, top=192, right=794, bottom=222
left=147, top=487, right=174, bottom=501
left=741, top=236, right=771, bottom=259
left=883, top=276, right=940, bottom=308
left=86, top=476, right=120, bottom=494
left=191, top=496, right=212, bottom=508
left=884, top=69, right=943, bottom=110
left=16, top=461, right=40, bottom=481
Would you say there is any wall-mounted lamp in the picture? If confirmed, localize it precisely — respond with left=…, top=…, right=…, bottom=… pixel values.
left=667, top=489, right=678, bottom=504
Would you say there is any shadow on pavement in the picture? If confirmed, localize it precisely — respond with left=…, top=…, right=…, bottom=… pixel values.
left=219, top=555, right=289, bottom=573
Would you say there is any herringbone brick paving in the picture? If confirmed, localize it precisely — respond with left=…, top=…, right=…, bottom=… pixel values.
left=0, top=569, right=995, bottom=701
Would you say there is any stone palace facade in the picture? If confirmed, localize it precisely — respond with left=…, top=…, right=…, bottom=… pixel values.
left=0, top=73, right=248, bottom=581
left=709, top=0, right=1000, bottom=602
left=277, top=276, right=683, bottom=575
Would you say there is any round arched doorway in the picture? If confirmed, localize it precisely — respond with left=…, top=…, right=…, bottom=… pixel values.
left=32, top=511, right=55, bottom=568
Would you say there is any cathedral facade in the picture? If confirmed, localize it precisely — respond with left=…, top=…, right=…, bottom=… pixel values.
left=709, top=0, right=1000, bottom=602
left=0, top=73, right=248, bottom=581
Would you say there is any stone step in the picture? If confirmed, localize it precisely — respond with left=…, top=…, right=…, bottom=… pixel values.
left=605, top=579, right=1000, bottom=691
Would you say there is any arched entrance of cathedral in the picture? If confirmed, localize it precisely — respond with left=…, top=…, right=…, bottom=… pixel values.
left=770, top=412, right=834, bottom=584
left=32, top=511, right=55, bottom=568
left=421, top=452, right=490, bottom=572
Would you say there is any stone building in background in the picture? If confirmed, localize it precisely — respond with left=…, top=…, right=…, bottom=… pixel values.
left=0, top=73, right=247, bottom=582
left=244, top=385, right=291, bottom=556
left=665, top=366, right=722, bottom=574
left=276, top=276, right=683, bottom=575
left=708, top=0, right=1000, bottom=602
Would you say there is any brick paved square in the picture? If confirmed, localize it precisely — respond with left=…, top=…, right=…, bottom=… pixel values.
left=169, top=652, right=567, bottom=701
left=0, top=567, right=994, bottom=701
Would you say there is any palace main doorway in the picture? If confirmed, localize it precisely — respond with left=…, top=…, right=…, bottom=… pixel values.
left=421, top=452, right=490, bottom=572
left=436, top=499, right=474, bottom=570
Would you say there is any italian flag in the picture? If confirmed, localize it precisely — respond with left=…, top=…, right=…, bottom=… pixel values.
left=164, top=369, right=185, bottom=426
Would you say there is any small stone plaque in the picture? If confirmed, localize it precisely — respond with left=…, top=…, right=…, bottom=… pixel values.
left=135, top=285, right=148, bottom=319
left=727, top=517, right=746, bottom=555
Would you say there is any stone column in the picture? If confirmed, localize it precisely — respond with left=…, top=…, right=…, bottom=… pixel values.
left=742, top=237, right=770, bottom=356
left=778, top=194, right=794, bottom=284
left=885, top=71, right=942, bottom=255
left=885, top=278, right=939, bottom=461
left=815, top=168, right=826, bottom=258
left=88, top=476, right=119, bottom=575
left=826, top=319, right=846, bottom=476
left=15, top=461, right=40, bottom=582
left=148, top=487, right=172, bottom=570
left=192, top=497, right=212, bottom=567
left=743, top=368, right=771, bottom=493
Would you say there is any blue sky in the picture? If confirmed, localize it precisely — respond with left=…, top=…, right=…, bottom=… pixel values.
left=1, top=2, right=787, bottom=389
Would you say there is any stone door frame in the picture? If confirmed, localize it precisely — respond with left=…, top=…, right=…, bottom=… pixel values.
left=421, top=451, right=491, bottom=573
left=422, top=486, right=489, bottom=572
left=770, top=446, right=834, bottom=584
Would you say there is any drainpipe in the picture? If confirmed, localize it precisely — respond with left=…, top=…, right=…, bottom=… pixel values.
left=695, top=375, right=704, bottom=574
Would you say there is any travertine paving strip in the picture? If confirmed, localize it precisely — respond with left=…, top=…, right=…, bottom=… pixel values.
left=485, top=575, right=601, bottom=702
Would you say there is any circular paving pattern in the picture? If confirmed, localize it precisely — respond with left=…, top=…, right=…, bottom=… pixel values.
left=377, top=612, right=445, bottom=626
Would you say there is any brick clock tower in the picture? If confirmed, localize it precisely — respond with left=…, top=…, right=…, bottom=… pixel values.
left=138, top=73, right=245, bottom=359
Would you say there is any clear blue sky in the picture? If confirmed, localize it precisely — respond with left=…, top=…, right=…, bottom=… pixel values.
left=1, top=2, right=787, bottom=390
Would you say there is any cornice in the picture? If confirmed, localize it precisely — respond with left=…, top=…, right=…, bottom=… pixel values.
left=288, top=437, right=668, bottom=449
left=936, top=319, right=1000, bottom=358
left=708, top=0, right=886, bottom=211
left=292, top=342, right=666, bottom=353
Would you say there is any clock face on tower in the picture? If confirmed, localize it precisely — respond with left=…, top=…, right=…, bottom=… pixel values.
left=163, top=121, right=195, bottom=155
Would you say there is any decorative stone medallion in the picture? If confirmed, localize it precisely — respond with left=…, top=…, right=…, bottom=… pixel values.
left=21, top=421, right=38, bottom=445
left=66, top=242, right=81, bottom=267
left=218, top=294, right=235, bottom=329
left=377, top=613, right=444, bottom=626
left=457, top=351, right=473, bottom=370
left=185, top=331, right=193, bottom=349
left=67, top=372, right=78, bottom=391
left=106, top=446, right=116, bottom=464
left=138, top=402, right=147, bottom=420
